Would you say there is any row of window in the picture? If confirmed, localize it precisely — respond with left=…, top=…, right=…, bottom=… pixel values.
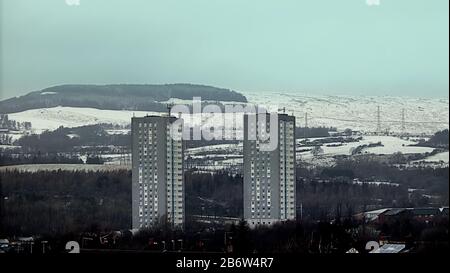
left=251, top=213, right=272, bottom=218
left=251, top=221, right=273, bottom=226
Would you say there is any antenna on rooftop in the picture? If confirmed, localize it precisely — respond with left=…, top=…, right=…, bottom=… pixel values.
left=166, top=103, right=174, bottom=116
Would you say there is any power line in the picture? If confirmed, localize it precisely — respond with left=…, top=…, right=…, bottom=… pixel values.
left=376, top=106, right=381, bottom=134
left=305, top=112, right=308, bottom=128
left=401, top=108, right=406, bottom=133
left=304, top=115, right=447, bottom=124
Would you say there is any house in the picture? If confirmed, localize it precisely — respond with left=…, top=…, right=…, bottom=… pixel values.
left=358, top=207, right=446, bottom=225
left=364, top=208, right=391, bottom=223
left=378, top=208, right=410, bottom=224
left=440, top=207, right=449, bottom=217
left=370, top=243, right=406, bottom=253
left=410, top=208, right=441, bottom=223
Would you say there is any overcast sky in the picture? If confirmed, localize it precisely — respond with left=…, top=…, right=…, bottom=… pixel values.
left=0, top=0, right=448, bottom=99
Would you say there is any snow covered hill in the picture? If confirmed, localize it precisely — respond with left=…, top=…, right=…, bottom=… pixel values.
left=244, top=92, right=449, bottom=135
left=9, top=107, right=158, bottom=133
left=7, top=92, right=449, bottom=135
left=297, top=135, right=435, bottom=159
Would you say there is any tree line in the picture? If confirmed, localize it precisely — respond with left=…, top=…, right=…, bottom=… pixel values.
left=0, top=114, right=32, bottom=131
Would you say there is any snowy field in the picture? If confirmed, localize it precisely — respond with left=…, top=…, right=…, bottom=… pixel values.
left=186, top=136, right=435, bottom=158
left=9, top=107, right=161, bottom=133
left=415, top=151, right=449, bottom=163
left=186, top=143, right=242, bottom=155
left=8, top=106, right=247, bottom=136
left=243, top=91, right=449, bottom=134
left=0, top=145, right=20, bottom=150
left=184, top=135, right=439, bottom=169
left=100, top=154, right=131, bottom=165
left=8, top=92, right=448, bottom=136
left=4, top=105, right=444, bottom=160
left=298, top=135, right=434, bottom=160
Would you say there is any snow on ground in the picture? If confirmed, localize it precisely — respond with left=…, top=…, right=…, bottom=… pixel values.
left=3, top=133, right=24, bottom=142
left=352, top=180, right=400, bottom=187
left=40, top=91, right=58, bottom=95
left=297, top=135, right=437, bottom=167
left=358, top=136, right=434, bottom=155
left=0, top=145, right=20, bottom=149
left=186, top=143, right=242, bottom=154
left=99, top=154, right=131, bottom=165
left=8, top=90, right=449, bottom=136
left=298, top=135, right=434, bottom=161
left=6, top=105, right=440, bottom=160
left=417, top=152, right=449, bottom=163
left=76, top=154, right=131, bottom=165
left=243, top=91, right=449, bottom=135
left=67, top=133, right=80, bottom=139
left=185, top=135, right=437, bottom=169
left=9, top=106, right=246, bottom=135
left=186, top=135, right=434, bottom=162
left=9, top=107, right=161, bottom=133
left=160, top=98, right=202, bottom=104
left=299, top=156, right=336, bottom=168
left=105, top=129, right=130, bottom=135
left=219, top=158, right=243, bottom=165
left=79, top=155, right=87, bottom=164
left=5, top=94, right=448, bottom=170
left=299, top=142, right=361, bottom=158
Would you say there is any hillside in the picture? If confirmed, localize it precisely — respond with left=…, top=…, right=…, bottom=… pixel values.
left=244, top=91, right=449, bottom=135
left=0, top=84, right=247, bottom=114
left=1, top=89, right=448, bottom=135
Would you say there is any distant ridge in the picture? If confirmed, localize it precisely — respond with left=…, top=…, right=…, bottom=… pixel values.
left=0, top=84, right=248, bottom=114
